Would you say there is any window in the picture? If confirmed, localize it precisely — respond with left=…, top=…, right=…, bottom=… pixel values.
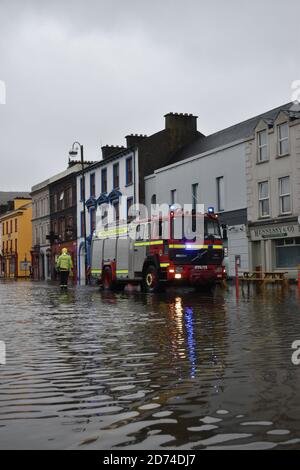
left=2, top=223, right=4, bottom=236
left=15, top=219, right=17, bottom=232
left=127, top=197, right=133, bottom=221
left=15, top=239, right=17, bottom=254
left=276, top=238, right=300, bottom=268
left=90, top=208, right=96, bottom=234
left=80, top=177, right=84, bottom=201
left=113, top=201, right=119, bottom=221
left=126, top=157, right=133, bottom=185
left=279, top=176, right=291, bottom=214
left=53, top=193, right=58, bottom=212
left=170, top=189, right=177, bottom=205
left=278, top=122, right=289, bottom=156
left=257, top=129, right=268, bottom=162
left=10, top=220, right=12, bottom=234
left=59, top=217, right=65, bottom=240
left=151, top=194, right=156, bottom=206
left=113, top=163, right=119, bottom=189
left=192, top=183, right=198, bottom=211
left=6, top=222, right=8, bottom=235
left=216, top=177, right=225, bottom=211
left=258, top=181, right=270, bottom=217
left=80, top=211, right=85, bottom=237
left=65, top=187, right=72, bottom=207
left=59, top=191, right=65, bottom=210
left=101, top=168, right=107, bottom=193
left=90, top=173, right=96, bottom=197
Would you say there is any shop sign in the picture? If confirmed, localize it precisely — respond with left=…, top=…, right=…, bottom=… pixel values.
left=251, top=223, right=300, bottom=240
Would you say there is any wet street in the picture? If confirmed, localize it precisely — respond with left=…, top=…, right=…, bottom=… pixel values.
left=0, top=281, right=300, bottom=450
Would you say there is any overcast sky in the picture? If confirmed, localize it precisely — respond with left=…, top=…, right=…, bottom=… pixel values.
left=0, top=0, right=300, bottom=191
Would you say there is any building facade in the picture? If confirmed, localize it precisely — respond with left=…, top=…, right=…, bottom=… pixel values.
left=145, top=140, right=248, bottom=277
left=30, top=180, right=51, bottom=280
left=76, top=113, right=200, bottom=281
left=0, top=198, right=32, bottom=278
left=49, top=165, right=82, bottom=281
left=246, top=102, right=300, bottom=278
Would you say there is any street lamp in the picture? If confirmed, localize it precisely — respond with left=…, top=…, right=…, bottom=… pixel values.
left=69, top=141, right=88, bottom=285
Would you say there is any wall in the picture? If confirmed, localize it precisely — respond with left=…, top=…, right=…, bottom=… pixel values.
left=145, top=140, right=249, bottom=276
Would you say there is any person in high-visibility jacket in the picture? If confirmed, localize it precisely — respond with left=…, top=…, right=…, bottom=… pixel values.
left=56, top=248, right=73, bottom=287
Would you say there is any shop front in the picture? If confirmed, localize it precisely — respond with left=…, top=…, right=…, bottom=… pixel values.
left=249, top=219, right=300, bottom=279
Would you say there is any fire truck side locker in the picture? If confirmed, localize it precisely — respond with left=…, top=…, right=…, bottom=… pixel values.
left=91, top=238, right=104, bottom=279
left=116, top=237, right=130, bottom=281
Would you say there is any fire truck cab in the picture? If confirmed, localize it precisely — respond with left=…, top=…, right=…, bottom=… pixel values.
left=91, top=208, right=225, bottom=292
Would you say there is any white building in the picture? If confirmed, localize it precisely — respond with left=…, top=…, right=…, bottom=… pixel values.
left=246, top=102, right=300, bottom=278
left=76, top=145, right=137, bottom=281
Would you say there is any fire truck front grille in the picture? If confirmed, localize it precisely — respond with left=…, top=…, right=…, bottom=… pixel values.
left=169, top=248, right=223, bottom=265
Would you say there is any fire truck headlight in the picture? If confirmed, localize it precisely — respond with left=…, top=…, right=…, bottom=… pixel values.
left=175, top=273, right=182, bottom=279
left=169, top=268, right=175, bottom=273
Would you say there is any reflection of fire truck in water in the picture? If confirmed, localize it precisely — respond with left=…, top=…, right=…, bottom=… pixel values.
left=91, top=207, right=225, bottom=292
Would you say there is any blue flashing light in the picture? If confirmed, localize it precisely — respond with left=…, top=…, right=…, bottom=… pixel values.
left=208, top=206, right=214, bottom=214
left=185, top=244, right=193, bottom=249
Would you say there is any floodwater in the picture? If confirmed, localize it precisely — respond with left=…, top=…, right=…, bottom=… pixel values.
left=0, top=280, right=300, bottom=450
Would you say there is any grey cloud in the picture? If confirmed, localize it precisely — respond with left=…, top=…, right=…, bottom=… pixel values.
left=0, top=0, right=300, bottom=190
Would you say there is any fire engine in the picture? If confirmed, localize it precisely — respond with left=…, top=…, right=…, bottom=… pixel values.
left=90, top=207, right=225, bottom=292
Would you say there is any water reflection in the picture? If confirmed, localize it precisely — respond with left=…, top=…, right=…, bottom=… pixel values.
left=0, top=281, right=300, bottom=449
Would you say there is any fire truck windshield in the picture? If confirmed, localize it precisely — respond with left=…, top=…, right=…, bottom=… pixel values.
left=204, top=219, right=221, bottom=238
left=170, top=214, right=221, bottom=241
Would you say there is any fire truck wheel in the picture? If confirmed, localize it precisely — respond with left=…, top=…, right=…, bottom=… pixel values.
left=142, top=265, right=162, bottom=293
left=103, top=267, right=115, bottom=290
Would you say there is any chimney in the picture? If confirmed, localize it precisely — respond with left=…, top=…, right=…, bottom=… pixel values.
left=164, top=112, right=198, bottom=134
left=125, top=134, right=147, bottom=148
left=101, top=145, right=126, bottom=160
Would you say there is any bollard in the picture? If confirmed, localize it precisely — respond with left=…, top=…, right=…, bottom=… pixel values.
left=235, top=257, right=239, bottom=300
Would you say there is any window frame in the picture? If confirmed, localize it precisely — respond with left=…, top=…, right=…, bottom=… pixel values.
left=126, top=157, right=133, bottom=186
left=90, top=173, right=96, bottom=198
left=279, top=176, right=291, bottom=215
left=277, top=122, right=289, bottom=157
left=257, top=129, right=268, bottom=163
left=216, top=176, right=225, bottom=212
left=101, top=168, right=107, bottom=193
left=258, top=180, right=270, bottom=218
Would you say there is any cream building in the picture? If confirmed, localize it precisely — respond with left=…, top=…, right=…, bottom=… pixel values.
left=246, top=102, right=300, bottom=278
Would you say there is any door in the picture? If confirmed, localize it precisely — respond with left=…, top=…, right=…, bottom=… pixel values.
left=132, top=224, right=147, bottom=275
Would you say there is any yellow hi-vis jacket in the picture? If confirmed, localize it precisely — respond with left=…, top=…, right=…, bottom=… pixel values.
left=56, top=254, right=73, bottom=272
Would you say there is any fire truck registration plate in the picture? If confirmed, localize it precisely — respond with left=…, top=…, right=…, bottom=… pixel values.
left=195, top=265, right=207, bottom=270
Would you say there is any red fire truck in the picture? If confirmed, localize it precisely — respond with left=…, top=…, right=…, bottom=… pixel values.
left=91, top=208, right=225, bottom=292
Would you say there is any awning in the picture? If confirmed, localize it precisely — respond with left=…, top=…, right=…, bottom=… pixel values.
left=96, top=193, right=109, bottom=206
left=85, top=197, right=97, bottom=209
left=108, top=189, right=122, bottom=203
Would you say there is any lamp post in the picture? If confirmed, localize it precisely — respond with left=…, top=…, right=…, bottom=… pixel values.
left=69, top=141, right=88, bottom=285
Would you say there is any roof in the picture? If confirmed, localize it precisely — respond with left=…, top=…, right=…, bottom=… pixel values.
left=169, top=102, right=294, bottom=164
left=0, top=191, right=31, bottom=205
left=0, top=201, right=32, bottom=221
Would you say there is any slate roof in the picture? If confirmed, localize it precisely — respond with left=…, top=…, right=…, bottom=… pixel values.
left=0, top=191, right=31, bottom=205
left=169, top=102, right=294, bottom=164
